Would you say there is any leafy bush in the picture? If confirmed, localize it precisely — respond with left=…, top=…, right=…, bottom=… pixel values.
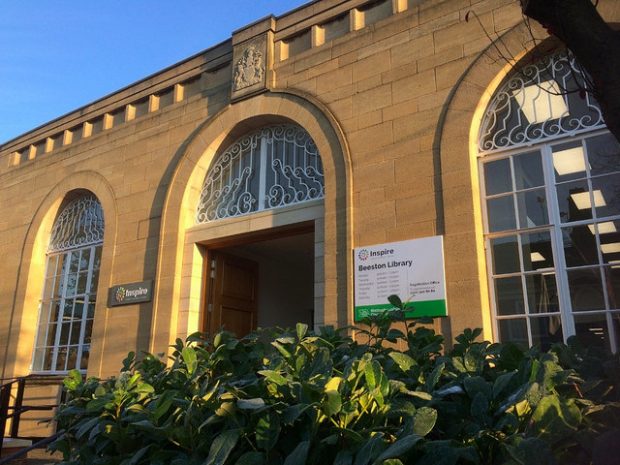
left=52, top=310, right=619, bottom=465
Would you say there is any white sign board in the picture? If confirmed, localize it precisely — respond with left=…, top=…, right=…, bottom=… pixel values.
left=354, top=236, right=447, bottom=321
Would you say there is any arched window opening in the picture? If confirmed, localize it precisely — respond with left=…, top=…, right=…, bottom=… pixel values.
left=32, top=194, right=104, bottom=372
left=479, top=51, right=620, bottom=353
left=480, top=51, right=605, bottom=154
left=196, top=124, right=324, bottom=224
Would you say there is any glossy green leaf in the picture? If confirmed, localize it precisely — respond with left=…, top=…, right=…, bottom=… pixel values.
left=256, top=413, right=281, bottom=451
left=283, top=440, right=310, bottom=465
left=372, top=435, right=421, bottom=465
left=389, top=352, right=415, bottom=373
left=181, top=347, right=198, bottom=375
left=413, top=407, right=437, bottom=437
left=237, top=398, right=266, bottom=410
left=204, top=429, right=240, bottom=465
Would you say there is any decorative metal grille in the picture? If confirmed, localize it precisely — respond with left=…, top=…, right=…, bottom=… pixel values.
left=48, top=195, right=105, bottom=253
left=479, top=51, right=605, bottom=154
left=196, top=124, right=324, bottom=223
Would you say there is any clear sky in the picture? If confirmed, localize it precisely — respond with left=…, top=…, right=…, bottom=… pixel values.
left=0, top=1, right=306, bottom=144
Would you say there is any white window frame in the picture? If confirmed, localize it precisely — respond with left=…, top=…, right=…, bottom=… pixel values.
left=32, top=195, right=104, bottom=373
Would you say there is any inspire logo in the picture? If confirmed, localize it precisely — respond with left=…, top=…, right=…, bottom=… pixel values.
left=115, top=287, right=126, bottom=302
left=358, top=249, right=370, bottom=261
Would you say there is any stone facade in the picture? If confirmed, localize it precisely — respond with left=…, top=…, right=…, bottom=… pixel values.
left=1, top=0, right=619, bottom=381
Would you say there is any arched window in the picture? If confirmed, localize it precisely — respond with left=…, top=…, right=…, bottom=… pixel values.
left=32, top=194, right=104, bottom=372
left=479, top=51, right=620, bottom=352
left=196, top=124, right=324, bottom=223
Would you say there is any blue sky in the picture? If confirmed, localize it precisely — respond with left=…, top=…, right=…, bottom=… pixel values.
left=0, top=1, right=305, bottom=144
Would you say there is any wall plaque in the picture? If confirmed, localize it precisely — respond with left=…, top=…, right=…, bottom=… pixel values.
left=108, top=280, right=153, bottom=307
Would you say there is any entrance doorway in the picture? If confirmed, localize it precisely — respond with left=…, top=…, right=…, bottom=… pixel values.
left=203, top=229, right=315, bottom=337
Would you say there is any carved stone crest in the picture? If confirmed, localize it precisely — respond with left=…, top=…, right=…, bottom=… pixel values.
left=233, top=45, right=264, bottom=91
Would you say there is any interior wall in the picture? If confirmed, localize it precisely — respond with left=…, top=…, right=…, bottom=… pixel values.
left=223, top=232, right=314, bottom=329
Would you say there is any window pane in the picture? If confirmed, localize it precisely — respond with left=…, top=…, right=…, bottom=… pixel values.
left=516, top=188, right=548, bottom=228
left=563, top=226, right=599, bottom=267
left=81, top=345, right=90, bottom=369
left=66, top=272, right=78, bottom=296
left=79, top=248, right=91, bottom=271
left=495, top=277, right=525, bottom=315
left=77, top=272, right=88, bottom=294
left=530, top=316, right=563, bottom=350
left=600, top=228, right=620, bottom=265
left=87, top=303, right=95, bottom=319
left=574, top=313, right=611, bottom=352
left=54, top=274, right=64, bottom=297
left=69, top=251, right=80, bottom=273
left=84, top=320, right=93, bottom=344
left=484, top=158, right=512, bottom=195
left=552, top=143, right=587, bottom=182
left=525, top=273, right=559, bottom=314
left=556, top=179, right=593, bottom=223
left=56, top=347, right=68, bottom=371
left=491, top=235, right=520, bottom=274
left=67, top=346, right=79, bottom=370
left=567, top=268, right=605, bottom=311
left=603, top=266, right=620, bottom=310
left=514, top=151, right=544, bottom=190
left=46, top=324, right=57, bottom=346
left=586, top=133, right=620, bottom=177
left=62, top=299, right=74, bottom=321
left=591, top=173, right=620, bottom=219
left=60, top=323, right=71, bottom=345
left=488, top=195, right=516, bottom=232
left=70, top=322, right=82, bottom=345
left=498, top=319, right=528, bottom=347
left=521, top=231, right=553, bottom=271
left=56, top=254, right=66, bottom=277
left=43, top=349, right=53, bottom=371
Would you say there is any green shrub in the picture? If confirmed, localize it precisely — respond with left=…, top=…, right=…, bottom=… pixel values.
left=52, top=312, right=619, bottom=465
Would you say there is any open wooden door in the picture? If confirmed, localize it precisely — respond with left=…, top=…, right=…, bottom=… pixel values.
left=205, top=251, right=258, bottom=337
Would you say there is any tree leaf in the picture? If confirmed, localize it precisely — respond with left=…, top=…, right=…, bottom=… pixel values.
left=182, top=347, right=198, bottom=376
left=426, top=362, right=445, bottom=391
left=323, top=391, right=342, bottom=416
left=492, top=371, right=516, bottom=399
left=296, top=323, right=309, bottom=341
left=333, top=450, right=353, bottom=465
left=388, top=295, right=403, bottom=309
left=75, top=416, right=100, bottom=440
left=389, top=352, right=415, bottom=373
left=235, top=451, right=264, bottom=465
left=258, top=370, right=288, bottom=386
left=354, top=434, right=386, bottom=465
left=237, top=398, right=266, bottom=410
left=372, top=435, right=422, bottom=464
left=204, top=429, right=240, bottom=465
left=413, top=407, right=437, bottom=437
left=256, top=413, right=281, bottom=451
left=283, top=440, right=310, bottom=465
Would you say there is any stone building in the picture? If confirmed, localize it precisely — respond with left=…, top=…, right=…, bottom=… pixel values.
left=1, top=0, right=619, bottom=389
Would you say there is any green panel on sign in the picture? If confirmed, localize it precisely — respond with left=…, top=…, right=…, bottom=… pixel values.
left=354, top=299, right=447, bottom=321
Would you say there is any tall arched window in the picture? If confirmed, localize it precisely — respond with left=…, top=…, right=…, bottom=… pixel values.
left=196, top=124, right=324, bottom=223
left=479, top=51, right=620, bottom=352
left=32, top=194, right=104, bottom=372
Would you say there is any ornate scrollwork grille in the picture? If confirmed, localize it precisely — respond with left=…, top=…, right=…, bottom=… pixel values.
left=479, top=51, right=605, bottom=154
left=196, top=124, right=324, bottom=223
left=48, top=195, right=105, bottom=253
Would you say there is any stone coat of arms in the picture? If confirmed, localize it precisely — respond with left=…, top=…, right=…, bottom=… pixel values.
left=233, top=45, right=265, bottom=91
